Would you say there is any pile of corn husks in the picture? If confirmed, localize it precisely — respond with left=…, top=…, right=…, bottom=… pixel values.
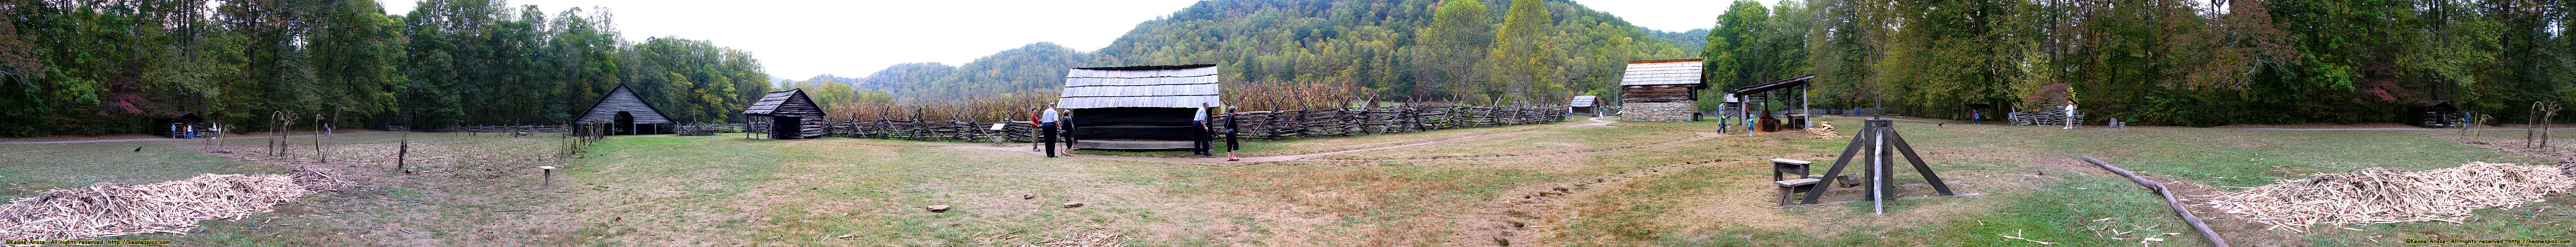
left=1, top=167, right=349, bottom=240
left=1805, top=122, right=1846, bottom=139
left=2203, top=162, right=2576, bottom=231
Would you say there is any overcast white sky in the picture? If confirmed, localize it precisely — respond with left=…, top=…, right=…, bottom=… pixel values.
left=381, top=0, right=1758, bottom=80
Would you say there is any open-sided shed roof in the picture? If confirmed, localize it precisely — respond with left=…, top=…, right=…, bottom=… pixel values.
left=1570, top=96, right=1598, bottom=107
left=578, top=84, right=675, bottom=124
left=1730, top=74, right=1816, bottom=96
left=1057, top=64, right=1222, bottom=109
left=1619, top=58, right=1707, bottom=88
left=741, top=89, right=823, bottom=117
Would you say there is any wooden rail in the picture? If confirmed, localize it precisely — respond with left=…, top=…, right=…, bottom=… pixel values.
left=413, top=105, right=1568, bottom=143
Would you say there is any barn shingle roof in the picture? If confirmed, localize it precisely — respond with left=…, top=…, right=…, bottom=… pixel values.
left=1570, top=96, right=1598, bottom=107
left=1619, top=58, right=1707, bottom=87
left=742, top=89, right=823, bottom=117
left=1057, top=64, right=1222, bottom=109
left=577, top=84, right=675, bottom=124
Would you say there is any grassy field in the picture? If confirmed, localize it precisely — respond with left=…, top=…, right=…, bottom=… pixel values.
left=3, top=117, right=2572, bottom=246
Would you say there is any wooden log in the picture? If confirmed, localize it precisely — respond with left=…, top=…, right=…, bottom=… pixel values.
left=2081, top=156, right=2231, bottom=247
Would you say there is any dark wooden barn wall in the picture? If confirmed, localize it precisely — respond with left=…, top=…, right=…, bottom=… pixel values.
left=1622, top=86, right=1697, bottom=103
left=1068, top=107, right=1199, bottom=141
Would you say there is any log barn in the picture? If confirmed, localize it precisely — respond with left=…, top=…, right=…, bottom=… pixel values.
left=742, top=89, right=825, bottom=140
left=1056, top=64, right=1222, bottom=150
left=1618, top=58, right=1707, bottom=122
left=576, top=84, right=675, bottom=135
left=1570, top=96, right=1599, bottom=115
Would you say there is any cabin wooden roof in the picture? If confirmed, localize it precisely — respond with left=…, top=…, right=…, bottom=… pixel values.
left=1619, top=58, right=1706, bottom=87
left=1730, top=74, right=1817, bottom=96
left=1057, top=64, right=1223, bottom=109
left=742, top=89, right=825, bottom=117
left=578, top=84, right=675, bottom=124
left=1570, top=96, right=1598, bottom=107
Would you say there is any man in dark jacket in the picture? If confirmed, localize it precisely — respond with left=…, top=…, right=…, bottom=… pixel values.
left=1039, top=105, right=1061, bottom=157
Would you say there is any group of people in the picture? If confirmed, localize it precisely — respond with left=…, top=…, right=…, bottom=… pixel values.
left=1031, top=103, right=1237, bottom=161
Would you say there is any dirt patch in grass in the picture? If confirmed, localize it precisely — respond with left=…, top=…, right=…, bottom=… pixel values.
left=1449, top=155, right=1804, bottom=247
left=165, top=134, right=580, bottom=246
left=1315, top=129, right=1720, bottom=161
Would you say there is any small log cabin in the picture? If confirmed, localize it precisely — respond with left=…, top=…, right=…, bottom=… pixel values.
left=576, top=84, right=675, bottom=135
left=742, top=89, right=825, bottom=140
left=1057, top=64, right=1222, bottom=150
left=1570, top=96, right=1599, bottom=115
left=1618, top=58, right=1707, bottom=122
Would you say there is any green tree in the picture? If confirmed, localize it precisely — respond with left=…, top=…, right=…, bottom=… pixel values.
left=1480, top=0, right=1560, bottom=104
left=1410, top=0, right=1490, bottom=100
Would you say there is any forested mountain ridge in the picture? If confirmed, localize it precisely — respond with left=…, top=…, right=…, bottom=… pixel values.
left=0, top=0, right=772, bottom=136
left=826, top=0, right=1702, bottom=105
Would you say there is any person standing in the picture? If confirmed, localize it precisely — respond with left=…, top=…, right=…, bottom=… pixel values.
left=1059, top=111, right=1077, bottom=157
left=1972, top=111, right=1982, bottom=125
left=1193, top=103, right=1213, bottom=156
left=1224, top=105, right=1240, bottom=161
left=1040, top=105, right=1061, bottom=157
left=2062, top=104, right=2078, bottom=129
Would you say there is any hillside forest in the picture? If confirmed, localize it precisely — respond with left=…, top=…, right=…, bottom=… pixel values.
left=7, top=0, right=2576, bottom=137
left=820, top=0, right=2576, bottom=127
left=0, top=0, right=770, bottom=136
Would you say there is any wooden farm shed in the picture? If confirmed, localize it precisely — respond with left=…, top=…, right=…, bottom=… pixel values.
left=1057, top=64, right=1222, bottom=150
left=1570, top=96, right=1600, bottom=115
left=1730, top=74, right=1818, bottom=131
left=153, top=112, right=207, bottom=138
left=577, top=84, right=675, bottom=135
left=742, top=89, right=825, bottom=140
left=1619, top=58, right=1707, bottom=122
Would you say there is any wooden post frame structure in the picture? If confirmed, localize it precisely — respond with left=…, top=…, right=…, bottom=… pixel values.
left=1729, top=75, right=1816, bottom=135
left=1054, top=64, right=1222, bottom=150
left=1798, top=119, right=1957, bottom=212
left=575, top=84, right=676, bottom=135
left=742, top=89, right=826, bottom=140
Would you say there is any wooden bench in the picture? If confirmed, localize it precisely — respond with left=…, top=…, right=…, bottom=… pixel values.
left=1772, top=158, right=1815, bottom=181
left=1776, top=178, right=1821, bottom=206
left=1772, top=158, right=1821, bottom=206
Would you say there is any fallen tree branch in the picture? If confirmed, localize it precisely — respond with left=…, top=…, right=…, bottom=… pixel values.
left=2082, top=156, right=2231, bottom=247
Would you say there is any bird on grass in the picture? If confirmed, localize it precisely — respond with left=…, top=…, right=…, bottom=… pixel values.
left=134, top=146, right=144, bottom=152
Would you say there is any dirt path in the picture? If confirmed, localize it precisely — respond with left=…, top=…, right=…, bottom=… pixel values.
left=1301, top=131, right=1723, bottom=162
left=1448, top=155, right=1822, bottom=247
left=923, top=118, right=1626, bottom=163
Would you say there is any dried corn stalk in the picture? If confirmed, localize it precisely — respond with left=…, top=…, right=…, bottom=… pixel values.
left=288, top=165, right=356, bottom=192
left=0, top=174, right=313, bottom=240
left=1805, top=122, right=1846, bottom=139
left=2205, top=162, right=2576, bottom=230
left=1018, top=232, right=1126, bottom=247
